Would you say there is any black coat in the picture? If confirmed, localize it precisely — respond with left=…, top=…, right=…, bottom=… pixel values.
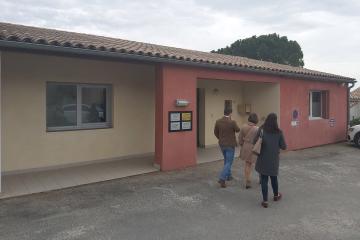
left=254, top=128, right=287, bottom=176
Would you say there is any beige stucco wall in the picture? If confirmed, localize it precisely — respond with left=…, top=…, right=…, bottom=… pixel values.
left=197, top=79, right=245, bottom=147
left=2, top=51, right=155, bottom=172
left=243, top=82, right=280, bottom=125
left=197, top=79, right=280, bottom=147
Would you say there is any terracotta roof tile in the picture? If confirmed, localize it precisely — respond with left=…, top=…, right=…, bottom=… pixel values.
left=0, top=22, right=356, bottom=82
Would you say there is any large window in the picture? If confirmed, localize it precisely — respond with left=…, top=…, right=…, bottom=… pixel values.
left=47, top=83, right=112, bottom=131
left=309, top=90, right=329, bottom=119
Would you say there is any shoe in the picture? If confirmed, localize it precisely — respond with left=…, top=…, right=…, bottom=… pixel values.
left=261, top=201, right=269, bottom=208
left=245, top=185, right=251, bottom=189
left=273, top=193, right=282, bottom=201
left=218, top=179, right=226, bottom=188
left=227, top=176, right=234, bottom=181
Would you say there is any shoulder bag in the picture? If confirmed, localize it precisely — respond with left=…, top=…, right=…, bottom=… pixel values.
left=252, top=129, right=263, bottom=155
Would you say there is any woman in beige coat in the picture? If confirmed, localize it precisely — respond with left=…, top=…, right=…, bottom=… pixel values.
left=239, top=113, right=259, bottom=189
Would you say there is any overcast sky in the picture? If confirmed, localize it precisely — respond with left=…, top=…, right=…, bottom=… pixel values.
left=1, top=0, right=359, bottom=88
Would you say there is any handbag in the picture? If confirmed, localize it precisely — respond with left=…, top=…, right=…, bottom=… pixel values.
left=252, top=129, right=263, bottom=155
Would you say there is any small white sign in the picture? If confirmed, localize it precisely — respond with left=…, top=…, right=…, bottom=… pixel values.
left=182, top=121, right=191, bottom=130
left=170, top=113, right=181, bottom=122
left=329, top=119, right=336, bottom=127
left=170, top=122, right=181, bottom=131
left=291, top=120, right=299, bottom=127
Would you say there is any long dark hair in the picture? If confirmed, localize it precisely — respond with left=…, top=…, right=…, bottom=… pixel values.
left=262, top=113, right=280, bottom=133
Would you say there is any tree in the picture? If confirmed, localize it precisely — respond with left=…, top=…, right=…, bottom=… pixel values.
left=212, top=33, right=304, bottom=67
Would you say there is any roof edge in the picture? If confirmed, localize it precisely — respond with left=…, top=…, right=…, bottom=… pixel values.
left=0, top=40, right=356, bottom=84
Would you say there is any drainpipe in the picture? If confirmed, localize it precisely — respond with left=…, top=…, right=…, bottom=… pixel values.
left=347, top=82, right=355, bottom=127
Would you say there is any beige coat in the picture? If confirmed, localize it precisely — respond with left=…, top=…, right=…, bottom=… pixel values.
left=239, top=123, right=259, bottom=163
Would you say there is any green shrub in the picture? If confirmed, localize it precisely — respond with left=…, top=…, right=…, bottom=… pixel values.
left=350, top=117, right=360, bottom=127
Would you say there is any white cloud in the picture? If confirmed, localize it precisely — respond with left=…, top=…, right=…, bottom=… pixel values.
left=0, top=0, right=359, bottom=87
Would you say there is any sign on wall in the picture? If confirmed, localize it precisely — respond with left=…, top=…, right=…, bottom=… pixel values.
left=169, top=111, right=193, bottom=132
left=329, top=118, right=336, bottom=127
left=291, top=109, right=300, bottom=127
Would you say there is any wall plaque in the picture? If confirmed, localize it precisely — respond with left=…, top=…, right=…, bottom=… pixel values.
left=181, top=121, right=192, bottom=130
left=170, top=112, right=181, bottom=122
left=181, top=112, right=192, bottom=121
left=170, top=122, right=181, bottom=131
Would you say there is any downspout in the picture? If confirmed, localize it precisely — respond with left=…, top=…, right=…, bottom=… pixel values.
left=347, top=82, right=355, bottom=127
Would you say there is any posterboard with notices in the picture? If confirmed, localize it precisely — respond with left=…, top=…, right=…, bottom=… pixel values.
left=169, top=111, right=192, bottom=132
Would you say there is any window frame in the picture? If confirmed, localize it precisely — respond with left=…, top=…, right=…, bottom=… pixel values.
left=309, top=91, right=322, bottom=120
left=309, top=90, right=329, bottom=120
left=46, top=82, right=113, bottom=132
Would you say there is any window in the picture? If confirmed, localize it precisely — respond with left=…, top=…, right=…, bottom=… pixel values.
left=47, top=83, right=112, bottom=131
left=309, top=90, right=329, bottom=119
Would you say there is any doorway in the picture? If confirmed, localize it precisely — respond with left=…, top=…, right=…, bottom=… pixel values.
left=196, top=88, right=205, bottom=148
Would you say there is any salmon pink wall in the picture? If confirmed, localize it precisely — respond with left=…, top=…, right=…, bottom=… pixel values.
left=155, top=65, right=197, bottom=170
left=155, top=63, right=348, bottom=170
left=280, top=79, right=348, bottom=150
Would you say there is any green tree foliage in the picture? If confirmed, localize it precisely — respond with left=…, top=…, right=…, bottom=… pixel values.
left=212, top=33, right=304, bottom=67
left=350, top=117, right=360, bottom=127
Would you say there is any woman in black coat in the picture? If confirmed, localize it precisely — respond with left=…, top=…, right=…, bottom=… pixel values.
left=254, top=113, right=287, bottom=208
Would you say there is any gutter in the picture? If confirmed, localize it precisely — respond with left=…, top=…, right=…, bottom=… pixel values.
left=0, top=39, right=357, bottom=84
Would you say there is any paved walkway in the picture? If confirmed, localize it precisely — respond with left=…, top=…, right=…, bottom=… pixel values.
left=0, top=156, right=158, bottom=199
left=0, top=143, right=359, bottom=240
left=0, top=147, right=225, bottom=199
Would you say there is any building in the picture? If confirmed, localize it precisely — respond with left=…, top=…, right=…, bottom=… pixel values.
left=0, top=22, right=356, bottom=194
left=350, top=87, right=360, bottom=120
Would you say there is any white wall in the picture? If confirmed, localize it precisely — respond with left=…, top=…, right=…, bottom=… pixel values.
left=350, top=102, right=360, bottom=120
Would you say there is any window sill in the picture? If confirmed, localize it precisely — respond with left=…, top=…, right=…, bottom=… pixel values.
left=308, top=117, right=323, bottom=121
left=47, top=124, right=113, bottom=132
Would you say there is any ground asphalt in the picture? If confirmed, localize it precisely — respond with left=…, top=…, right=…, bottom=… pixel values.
left=0, top=143, right=360, bottom=240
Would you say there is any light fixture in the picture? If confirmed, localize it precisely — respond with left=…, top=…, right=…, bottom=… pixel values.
left=175, top=99, right=190, bottom=107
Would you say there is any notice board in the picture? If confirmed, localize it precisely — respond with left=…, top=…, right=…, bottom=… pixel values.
left=169, top=111, right=193, bottom=132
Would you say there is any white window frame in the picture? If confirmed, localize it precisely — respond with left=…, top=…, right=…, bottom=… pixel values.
left=46, top=82, right=112, bottom=131
left=309, top=91, right=322, bottom=120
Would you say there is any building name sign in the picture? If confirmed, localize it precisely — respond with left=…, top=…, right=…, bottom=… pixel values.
left=169, top=111, right=192, bottom=132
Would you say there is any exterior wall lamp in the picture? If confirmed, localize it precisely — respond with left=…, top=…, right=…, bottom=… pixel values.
left=175, top=99, right=190, bottom=107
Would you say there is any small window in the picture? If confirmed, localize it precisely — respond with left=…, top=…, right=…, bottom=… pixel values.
left=47, top=83, right=112, bottom=131
left=309, top=90, right=329, bottom=119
